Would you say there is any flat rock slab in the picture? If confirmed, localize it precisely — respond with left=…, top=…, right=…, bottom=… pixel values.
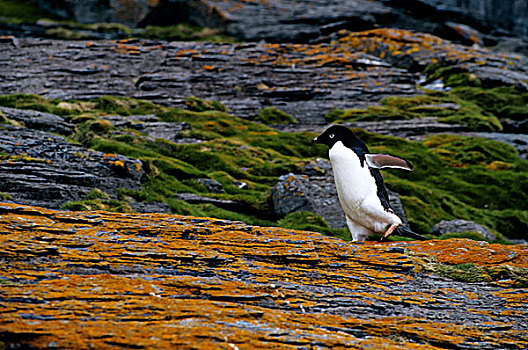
left=1, top=202, right=527, bottom=349
left=0, top=36, right=420, bottom=125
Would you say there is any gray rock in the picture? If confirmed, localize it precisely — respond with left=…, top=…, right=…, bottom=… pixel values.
left=37, top=0, right=154, bottom=26
left=0, top=38, right=421, bottom=127
left=1, top=107, right=74, bottom=135
left=431, top=219, right=496, bottom=241
left=129, top=201, right=171, bottom=213
left=175, top=192, right=245, bottom=212
left=411, top=0, right=528, bottom=37
left=0, top=124, right=142, bottom=209
left=196, top=178, right=224, bottom=194
left=100, top=115, right=191, bottom=142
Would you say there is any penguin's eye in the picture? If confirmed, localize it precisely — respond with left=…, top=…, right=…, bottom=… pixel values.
left=329, top=134, right=335, bottom=139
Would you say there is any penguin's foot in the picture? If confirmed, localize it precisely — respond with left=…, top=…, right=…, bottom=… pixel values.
left=379, top=224, right=399, bottom=242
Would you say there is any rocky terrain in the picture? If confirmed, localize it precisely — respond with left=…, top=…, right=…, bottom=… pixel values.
left=1, top=202, right=527, bottom=349
left=1, top=0, right=528, bottom=348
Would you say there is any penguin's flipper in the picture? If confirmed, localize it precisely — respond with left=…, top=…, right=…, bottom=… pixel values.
left=365, top=154, right=413, bottom=171
left=393, top=226, right=429, bottom=241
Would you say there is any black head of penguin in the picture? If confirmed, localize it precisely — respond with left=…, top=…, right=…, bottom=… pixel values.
left=311, top=125, right=369, bottom=155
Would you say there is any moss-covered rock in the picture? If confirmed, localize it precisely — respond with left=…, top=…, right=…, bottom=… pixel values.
left=325, top=89, right=503, bottom=131
left=255, top=107, right=298, bottom=125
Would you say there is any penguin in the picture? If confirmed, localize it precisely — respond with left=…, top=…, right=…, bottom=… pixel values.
left=311, top=125, right=428, bottom=242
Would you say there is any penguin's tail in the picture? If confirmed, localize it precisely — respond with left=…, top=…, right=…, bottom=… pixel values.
left=380, top=226, right=429, bottom=241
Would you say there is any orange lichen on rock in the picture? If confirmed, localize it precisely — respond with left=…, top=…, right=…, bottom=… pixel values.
left=403, top=239, right=528, bottom=268
left=0, top=202, right=527, bottom=349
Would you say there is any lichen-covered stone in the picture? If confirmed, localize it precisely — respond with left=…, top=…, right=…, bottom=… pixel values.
left=1, top=202, right=527, bottom=349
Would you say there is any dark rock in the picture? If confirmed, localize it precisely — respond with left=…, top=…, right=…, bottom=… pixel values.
left=175, top=192, right=245, bottom=212
left=431, top=219, right=496, bottom=241
left=128, top=201, right=171, bottom=213
left=491, top=36, right=528, bottom=57
left=270, top=173, right=317, bottom=217
left=0, top=107, right=74, bottom=135
left=410, top=0, right=528, bottom=37
left=196, top=178, right=224, bottom=194
left=36, top=0, right=153, bottom=26
left=344, top=117, right=468, bottom=139
left=0, top=124, right=142, bottom=209
left=100, top=115, right=191, bottom=142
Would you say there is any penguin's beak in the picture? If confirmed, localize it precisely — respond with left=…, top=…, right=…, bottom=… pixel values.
left=311, top=137, right=318, bottom=144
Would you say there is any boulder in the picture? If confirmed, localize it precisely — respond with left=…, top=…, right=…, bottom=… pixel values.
left=196, top=178, right=224, bottom=194
left=431, top=219, right=496, bottom=241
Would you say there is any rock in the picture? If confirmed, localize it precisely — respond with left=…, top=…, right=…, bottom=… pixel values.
left=128, top=201, right=171, bottom=213
left=175, top=192, right=247, bottom=213
left=270, top=173, right=315, bottom=217
left=0, top=123, right=143, bottom=209
left=0, top=107, right=74, bottom=135
left=344, top=117, right=467, bottom=139
left=0, top=36, right=421, bottom=126
left=410, top=0, right=528, bottom=37
left=332, top=29, right=528, bottom=92
left=100, top=114, right=191, bottom=142
left=196, top=178, right=224, bottom=194
left=431, top=219, right=496, bottom=241
left=271, top=159, right=410, bottom=230
left=36, top=0, right=155, bottom=26
left=201, top=0, right=391, bottom=43
left=32, top=0, right=528, bottom=47
left=1, top=203, right=527, bottom=349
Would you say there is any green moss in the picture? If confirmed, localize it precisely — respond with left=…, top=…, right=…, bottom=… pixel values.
left=324, top=90, right=502, bottom=131
left=424, top=261, right=528, bottom=287
left=424, top=63, right=482, bottom=88
left=143, top=23, right=235, bottom=43
left=450, top=86, right=528, bottom=121
left=0, top=0, right=60, bottom=23
left=431, top=263, right=492, bottom=283
left=185, top=96, right=228, bottom=113
left=0, top=192, right=13, bottom=201
left=85, top=188, right=110, bottom=201
left=61, top=189, right=132, bottom=213
left=278, top=211, right=350, bottom=240
left=255, top=107, right=298, bottom=125
left=0, top=110, right=10, bottom=125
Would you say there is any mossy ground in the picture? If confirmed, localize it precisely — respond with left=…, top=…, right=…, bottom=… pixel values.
left=324, top=86, right=528, bottom=131
left=0, top=0, right=236, bottom=42
left=0, top=0, right=60, bottom=23
left=1, top=94, right=527, bottom=242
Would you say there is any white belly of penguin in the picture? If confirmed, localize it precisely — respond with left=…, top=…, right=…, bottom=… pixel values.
left=329, top=141, right=401, bottom=233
